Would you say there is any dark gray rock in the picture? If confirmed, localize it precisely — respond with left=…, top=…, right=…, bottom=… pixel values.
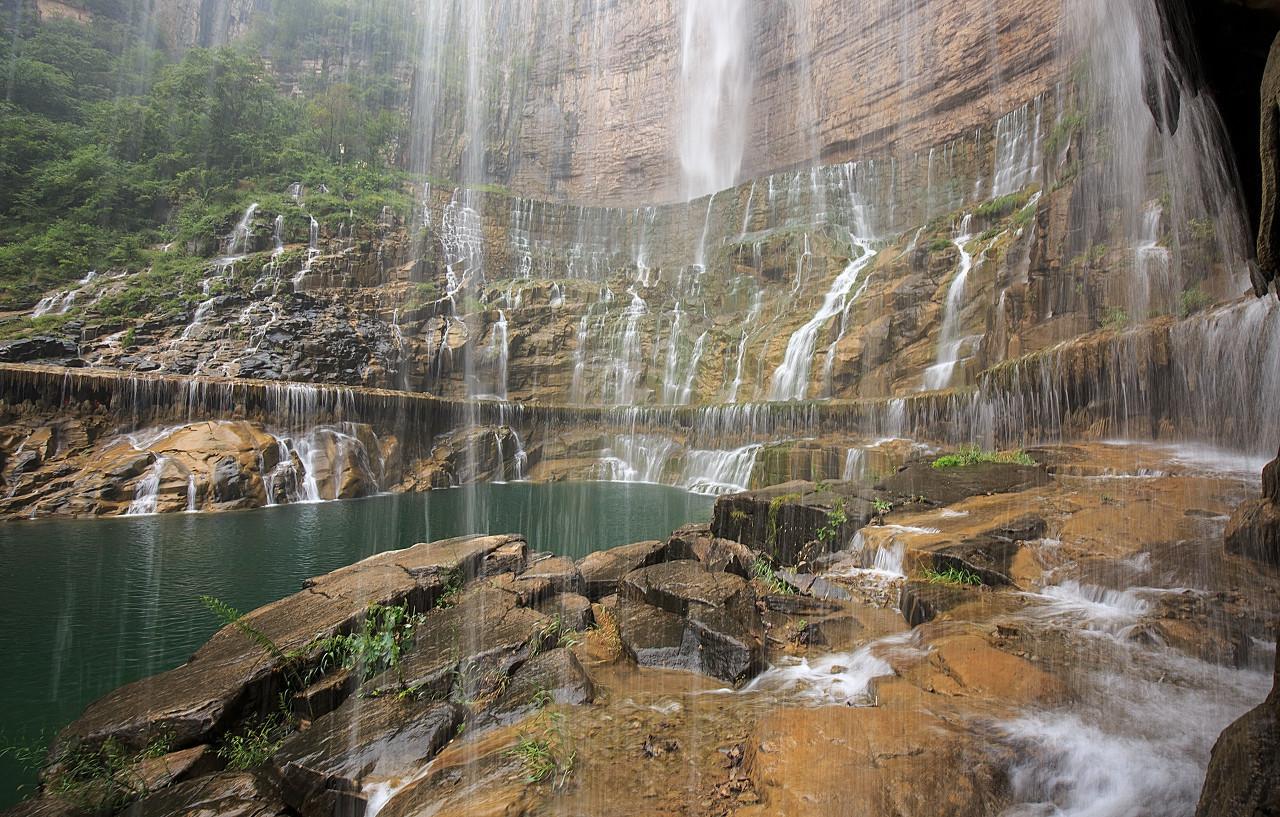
left=0, top=337, right=79, bottom=364
left=616, top=561, right=764, bottom=685
left=273, top=698, right=464, bottom=817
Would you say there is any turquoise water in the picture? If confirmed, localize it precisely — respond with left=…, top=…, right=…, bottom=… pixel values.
left=0, top=482, right=713, bottom=806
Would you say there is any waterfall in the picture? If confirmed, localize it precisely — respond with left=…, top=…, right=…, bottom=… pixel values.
left=923, top=215, right=976, bottom=391
left=125, top=457, right=169, bottom=516
left=769, top=239, right=879, bottom=401
left=681, top=444, right=761, bottom=495
left=841, top=448, right=864, bottom=481
left=678, top=0, right=752, bottom=199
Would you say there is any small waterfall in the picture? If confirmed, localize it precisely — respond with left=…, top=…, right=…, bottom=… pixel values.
left=841, top=448, right=865, bottom=481
left=31, top=270, right=96, bottom=318
left=1132, top=202, right=1174, bottom=320
left=185, top=473, right=198, bottom=513
left=769, top=239, right=879, bottom=401
left=991, top=98, right=1044, bottom=198
left=126, top=457, right=169, bottom=516
left=681, top=444, right=761, bottom=495
left=923, top=215, right=976, bottom=391
left=725, top=289, right=763, bottom=403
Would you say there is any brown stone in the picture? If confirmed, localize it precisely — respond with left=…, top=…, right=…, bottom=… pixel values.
left=578, top=540, right=667, bottom=600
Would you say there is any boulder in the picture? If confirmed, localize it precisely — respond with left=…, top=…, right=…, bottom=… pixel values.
left=273, top=698, right=464, bottom=817
left=616, top=561, right=764, bottom=684
left=577, top=540, right=666, bottom=600
left=667, top=524, right=755, bottom=577
left=1225, top=498, right=1280, bottom=567
left=1196, top=644, right=1280, bottom=817
left=55, top=535, right=518, bottom=755
left=919, top=515, right=1047, bottom=587
left=487, top=648, right=595, bottom=724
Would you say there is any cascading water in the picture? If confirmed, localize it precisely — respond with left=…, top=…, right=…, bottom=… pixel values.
left=923, top=214, right=976, bottom=391
left=770, top=239, right=879, bottom=401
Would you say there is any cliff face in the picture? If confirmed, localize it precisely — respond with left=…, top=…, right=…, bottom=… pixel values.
left=498, top=0, right=1064, bottom=205
left=151, top=0, right=259, bottom=52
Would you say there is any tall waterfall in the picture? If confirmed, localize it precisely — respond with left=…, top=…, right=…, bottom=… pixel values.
left=678, top=0, right=752, bottom=200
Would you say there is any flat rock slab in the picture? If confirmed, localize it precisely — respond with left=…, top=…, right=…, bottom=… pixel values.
left=535, top=592, right=594, bottom=631
left=578, top=540, right=666, bottom=600
left=121, top=772, right=288, bottom=817
left=876, top=461, right=1049, bottom=506
left=274, top=698, right=464, bottom=817
left=742, top=706, right=1008, bottom=817
left=57, top=535, right=520, bottom=754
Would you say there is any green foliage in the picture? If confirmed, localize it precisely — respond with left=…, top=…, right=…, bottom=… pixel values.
left=436, top=569, right=465, bottom=609
left=320, top=602, right=426, bottom=682
left=751, top=556, right=794, bottom=596
left=1101, top=306, right=1129, bottom=331
left=2, top=731, right=176, bottom=811
left=0, top=9, right=411, bottom=313
left=1178, top=286, right=1212, bottom=318
left=927, top=238, right=953, bottom=253
left=974, top=190, right=1033, bottom=220
left=931, top=447, right=1036, bottom=469
left=871, top=498, right=893, bottom=518
left=815, top=501, right=848, bottom=544
left=1045, top=111, right=1085, bottom=156
left=921, top=565, right=984, bottom=586
left=217, top=711, right=289, bottom=771
left=507, top=711, right=576, bottom=789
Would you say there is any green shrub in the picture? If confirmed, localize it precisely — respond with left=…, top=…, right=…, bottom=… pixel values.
left=931, top=447, right=1036, bottom=469
left=921, top=565, right=984, bottom=586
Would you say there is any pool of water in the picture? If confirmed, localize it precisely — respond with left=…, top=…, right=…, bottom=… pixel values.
left=0, top=482, right=713, bottom=806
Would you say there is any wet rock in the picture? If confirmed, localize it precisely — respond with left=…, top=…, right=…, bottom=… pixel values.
left=744, top=706, right=1008, bottom=817
left=517, top=555, right=582, bottom=595
left=364, top=585, right=550, bottom=701
left=578, top=540, right=667, bottom=600
left=487, top=648, right=595, bottom=724
left=0, top=337, right=79, bottom=364
left=481, top=540, right=528, bottom=577
left=121, top=772, right=288, bottom=817
left=1225, top=498, right=1280, bottom=567
left=712, top=481, right=867, bottom=566
left=1196, top=646, right=1280, bottom=816
left=55, top=535, right=517, bottom=755
left=291, top=669, right=356, bottom=721
left=273, top=697, right=464, bottom=817
left=667, top=524, right=755, bottom=577
left=0, top=797, right=86, bottom=817
left=616, top=561, right=765, bottom=684
left=130, top=745, right=218, bottom=794
left=921, top=515, right=1047, bottom=587
left=919, top=635, right=1067, bottom=705
left=875, top=461, right=1050, bottom=507
left=899, top=581, right=980, bottom=626
left=535, top=592, right=594, bottom=631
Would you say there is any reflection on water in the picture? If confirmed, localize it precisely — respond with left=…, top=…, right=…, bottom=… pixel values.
left=0, top=482, right=712, bottom=806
